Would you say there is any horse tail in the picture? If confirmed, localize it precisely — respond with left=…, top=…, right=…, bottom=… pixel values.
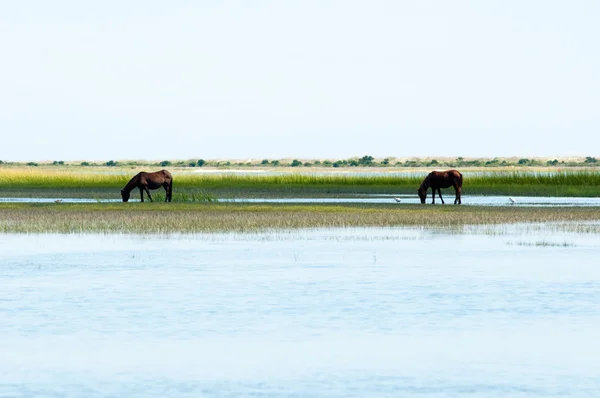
left=457, top=171, right=463, bottom=187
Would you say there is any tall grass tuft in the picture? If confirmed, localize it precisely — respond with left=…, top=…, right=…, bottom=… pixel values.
left=153, top=190, right=218, bottom=203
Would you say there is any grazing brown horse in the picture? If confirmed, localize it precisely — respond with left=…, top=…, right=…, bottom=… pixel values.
left=418, top=169, right=463, bottom=204
left=121, top=170, right=173, bottom=202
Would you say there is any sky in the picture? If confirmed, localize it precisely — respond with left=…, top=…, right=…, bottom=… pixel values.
left=1, top=1, right=599, bottom=162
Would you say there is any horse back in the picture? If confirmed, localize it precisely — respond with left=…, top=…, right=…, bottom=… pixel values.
left=138, top=170, right=172, bottom=187
left=142, top=169, right=171, bottom=179
left=429, top=170, right=462, bottom=188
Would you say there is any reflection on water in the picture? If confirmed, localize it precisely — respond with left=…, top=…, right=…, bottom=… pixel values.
left=1, top=226, right=599, bottom=397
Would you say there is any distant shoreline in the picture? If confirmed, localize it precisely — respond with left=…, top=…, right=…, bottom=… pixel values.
left=1, top=155, right=598, bottom=169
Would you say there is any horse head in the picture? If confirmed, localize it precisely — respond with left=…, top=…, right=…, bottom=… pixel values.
left=417, top=187, right=427, bottom=204
left=121, top=189, right=130, bottom=202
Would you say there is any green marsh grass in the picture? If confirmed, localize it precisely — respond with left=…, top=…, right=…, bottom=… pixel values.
left=1, top=167, right=600, bottom=197
left=1, top=202, right=600, bottom=234
left=143, top=190, right=218, bottom=203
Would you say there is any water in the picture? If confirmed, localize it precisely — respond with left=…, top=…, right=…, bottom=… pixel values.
left=2, top=195, right=600, bottom=206
left=1, top=226, right=600, bottom=397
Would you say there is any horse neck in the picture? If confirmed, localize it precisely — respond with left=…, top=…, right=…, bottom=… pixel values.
left=419, top=176, right=430, bottom=191
left=122, top=175, right=139, bottom=193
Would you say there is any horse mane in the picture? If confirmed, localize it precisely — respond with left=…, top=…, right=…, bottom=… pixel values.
left=122, top=173, right=141, bottom=193
left=419, top=173, right=431, bottom=191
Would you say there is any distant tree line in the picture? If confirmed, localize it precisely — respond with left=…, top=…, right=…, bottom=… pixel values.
left=1, top=156, right=598, bottom=168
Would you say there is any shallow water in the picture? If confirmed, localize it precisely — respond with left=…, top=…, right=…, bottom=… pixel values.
left=1, top=226, right=600, bottom=397
left=2, top=195, right=600, bottom=206
left=224, top=195, right=600, bottom=207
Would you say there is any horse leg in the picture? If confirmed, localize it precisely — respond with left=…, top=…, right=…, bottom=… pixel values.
left=454, top=186, right=461, bottom=204
left=438, top=188, right=444, bottom=204
left=145, top=188, right=153, bottom=202
left=139, top=188, right=144, bottom=202
left=163, top=183, right=171, bottom=202
left=431, top=188, right=435, bottom=204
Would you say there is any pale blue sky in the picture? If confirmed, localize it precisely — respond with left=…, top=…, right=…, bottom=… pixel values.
left=1, top=1, right=599, bottom=161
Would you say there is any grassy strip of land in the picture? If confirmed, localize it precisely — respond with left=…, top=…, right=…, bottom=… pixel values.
left=2, top=168, right=600, bottom=197
left=1, top=202, right=599, bottom=234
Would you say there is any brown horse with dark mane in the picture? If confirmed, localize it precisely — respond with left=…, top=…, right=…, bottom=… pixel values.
left=418, top=169, right=463, bottom=204
left=121, top=170, right=173, bottom=202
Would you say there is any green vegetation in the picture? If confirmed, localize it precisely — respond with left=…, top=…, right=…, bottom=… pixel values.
left=1, top=202, right=599, bottom=234
left=1, top=168, right=600, bottom=198
left=1, top=165, right=598, bottom=233
left=153, top=190, right=218, bottom=203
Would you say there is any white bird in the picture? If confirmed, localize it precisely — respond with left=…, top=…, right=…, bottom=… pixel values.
left=393, top=197, right=402, bottom=203
left=508, top=197, right=516, bottom=204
